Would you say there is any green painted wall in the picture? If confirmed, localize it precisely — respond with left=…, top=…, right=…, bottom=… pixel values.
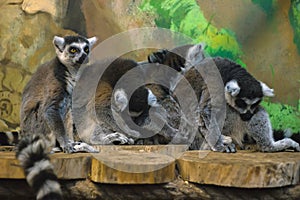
left=141, top=0, right=300, bottom=133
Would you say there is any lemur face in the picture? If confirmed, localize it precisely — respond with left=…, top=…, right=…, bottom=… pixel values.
left=53, top=35, right=97, bottom=68
left=225, top=80, right=274, bottom=121
left=149, top=43, right=275, bottom=122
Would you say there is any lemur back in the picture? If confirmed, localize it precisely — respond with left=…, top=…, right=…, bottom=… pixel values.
left=148, top=44, right=300, bottom=152
left=75, top=57, right=178, bottom=145
left=16, top=35, right=97, bottom=200
left=75, top=57, right=148, bottom=145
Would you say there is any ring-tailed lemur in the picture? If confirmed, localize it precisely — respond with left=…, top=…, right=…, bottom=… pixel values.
left=148, top=44, right=300, bottom=152
left=75, top=57, right=178, bottom=145
left=16, top=35, right=98, bottom=200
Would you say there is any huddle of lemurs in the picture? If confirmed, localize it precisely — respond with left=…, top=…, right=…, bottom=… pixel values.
left=16, top=35, right=300, bottom=199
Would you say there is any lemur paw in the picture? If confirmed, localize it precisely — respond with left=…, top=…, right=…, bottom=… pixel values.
left=283, top=138, right=300, bottom=152
left=224, top=143, right=236, bottom=153
left=102, top=132, right=134, bottom=145
left=63, top=142, right=99, bottom=153
left=220, top=135, right=236, bottom=152
left=212, top=143, right=236, bottom=153
left=222, top=135, right=233, bottom=145
left=63, top=142, right=76, bottom=153
left=72, top=142, right=99, bottom=153
left=50, top=147, right=62, bottom=153
left=293, top=142, right=300, bottom=152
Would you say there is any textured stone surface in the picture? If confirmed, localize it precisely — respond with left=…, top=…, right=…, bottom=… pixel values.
left=177, top=150, right=300, bottom=188
left=22, top=0, right=69, bottom=21
left=0, top=0, right=154, bottom=131
left=0, top=0, right=74, bottom=131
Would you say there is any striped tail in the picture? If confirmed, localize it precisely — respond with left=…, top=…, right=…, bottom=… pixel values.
left=16, top=134, right=63, bottom=200
left=0, top=130, right=20, bottom=145
left=273, top=130, right=300, bottom=144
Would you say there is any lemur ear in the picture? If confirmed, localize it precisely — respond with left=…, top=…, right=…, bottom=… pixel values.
left=185, top=42, right=206, bottom=70
left=225, top=80, right=240, bottom=97
left=147, top=89, right=159, bottom=107
left=260, top=82, right=275, bottom=97
left=87, top=36, right=97, bottom=47
left=113, top=89, right=128, bottom=112
left=53, top=36, right=65, bottom=52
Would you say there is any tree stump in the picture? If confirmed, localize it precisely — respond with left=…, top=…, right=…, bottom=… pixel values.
left=177, top=150, right=300, bottom=188
left=90, top=150, right=175, bottom=184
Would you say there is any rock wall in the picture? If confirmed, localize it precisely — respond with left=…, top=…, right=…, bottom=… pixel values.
left=0, top=0, right=75, bottom=131
left=0, top=0, right=152, bottom=131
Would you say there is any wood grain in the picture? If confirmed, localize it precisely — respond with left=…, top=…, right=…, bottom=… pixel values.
left=177, top=150, right=300, bottom=188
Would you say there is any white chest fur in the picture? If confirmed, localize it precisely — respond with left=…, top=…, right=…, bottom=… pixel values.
left=65, top=69, right=78, bottom=95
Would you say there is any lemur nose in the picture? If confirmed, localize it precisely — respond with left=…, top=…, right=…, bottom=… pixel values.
left=78, top=54, right=87, bottom=64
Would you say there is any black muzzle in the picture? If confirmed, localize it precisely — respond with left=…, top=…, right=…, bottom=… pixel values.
left=78, top=54, right=88, bottom=64
left=240, top=111, right=253, bottom=121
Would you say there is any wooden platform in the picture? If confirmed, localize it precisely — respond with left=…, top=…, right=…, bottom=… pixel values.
left=0, top=145, right=300, bottom=188
left=177, top=150, right=300, bottom=188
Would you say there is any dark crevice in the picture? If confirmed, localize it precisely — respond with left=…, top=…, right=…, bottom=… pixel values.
left=62, top=0, right=86, bottom=36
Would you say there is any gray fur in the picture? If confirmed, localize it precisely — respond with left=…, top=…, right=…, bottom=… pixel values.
left=148, top=43, right=300, bottom=152
left=74, top=57, right=179, bottom=145
left=17, top=35, right=97, bottom=200
left=75, top=58, right=145, bottom=145
left=20, top=35, right=98, bottom=153
left=186, top=44, right=299, bottom=152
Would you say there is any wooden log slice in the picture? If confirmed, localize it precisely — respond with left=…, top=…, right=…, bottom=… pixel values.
left=177, top=150, right=300, bottom=188
left=0, top=152, right=91, bottom=179
left=90, top=150, right=175, bottom=184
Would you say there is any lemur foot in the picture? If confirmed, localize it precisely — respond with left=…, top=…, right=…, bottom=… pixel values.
left=102, top=132, right=134, bottom=145
left=63, top=142, right=99, bottom=153
left=72, top=142, right=99, bottom=153
left=290, top=140, right=300, bottom=152
left=50, top=147, right=62, bottom=153
left=224, top=143, right=236, bottom=153
left=212, top=142, right=236, bottom=153
left=222, top=135, right=233, bottom=145
left=222, top=135, right=236, bottom=152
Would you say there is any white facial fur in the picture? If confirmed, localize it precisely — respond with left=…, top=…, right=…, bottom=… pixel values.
left=184, top=43, right=206, bottom=71
left=53, top=36, right=97, bottom=69
left=225, top=80, right=262, bottom=115
left=225, top=80, right=240, bottom=97
left=87, top=37, right=97, bottom=47
left=113, top=89, right=129, bottom=112
left=147, top=89, right=159, bottom=107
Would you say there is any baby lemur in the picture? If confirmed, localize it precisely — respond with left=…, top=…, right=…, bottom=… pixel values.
left=16, top=35, right=98, bottom=200
left=148, top=44, right=300, bottom=152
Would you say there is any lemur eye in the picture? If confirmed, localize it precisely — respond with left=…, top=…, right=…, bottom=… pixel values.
left=69, top=47, right=78, bottom=54
left=235, top=99, right=247, bottom=109
left=84, top=47, right=89, bottom=53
